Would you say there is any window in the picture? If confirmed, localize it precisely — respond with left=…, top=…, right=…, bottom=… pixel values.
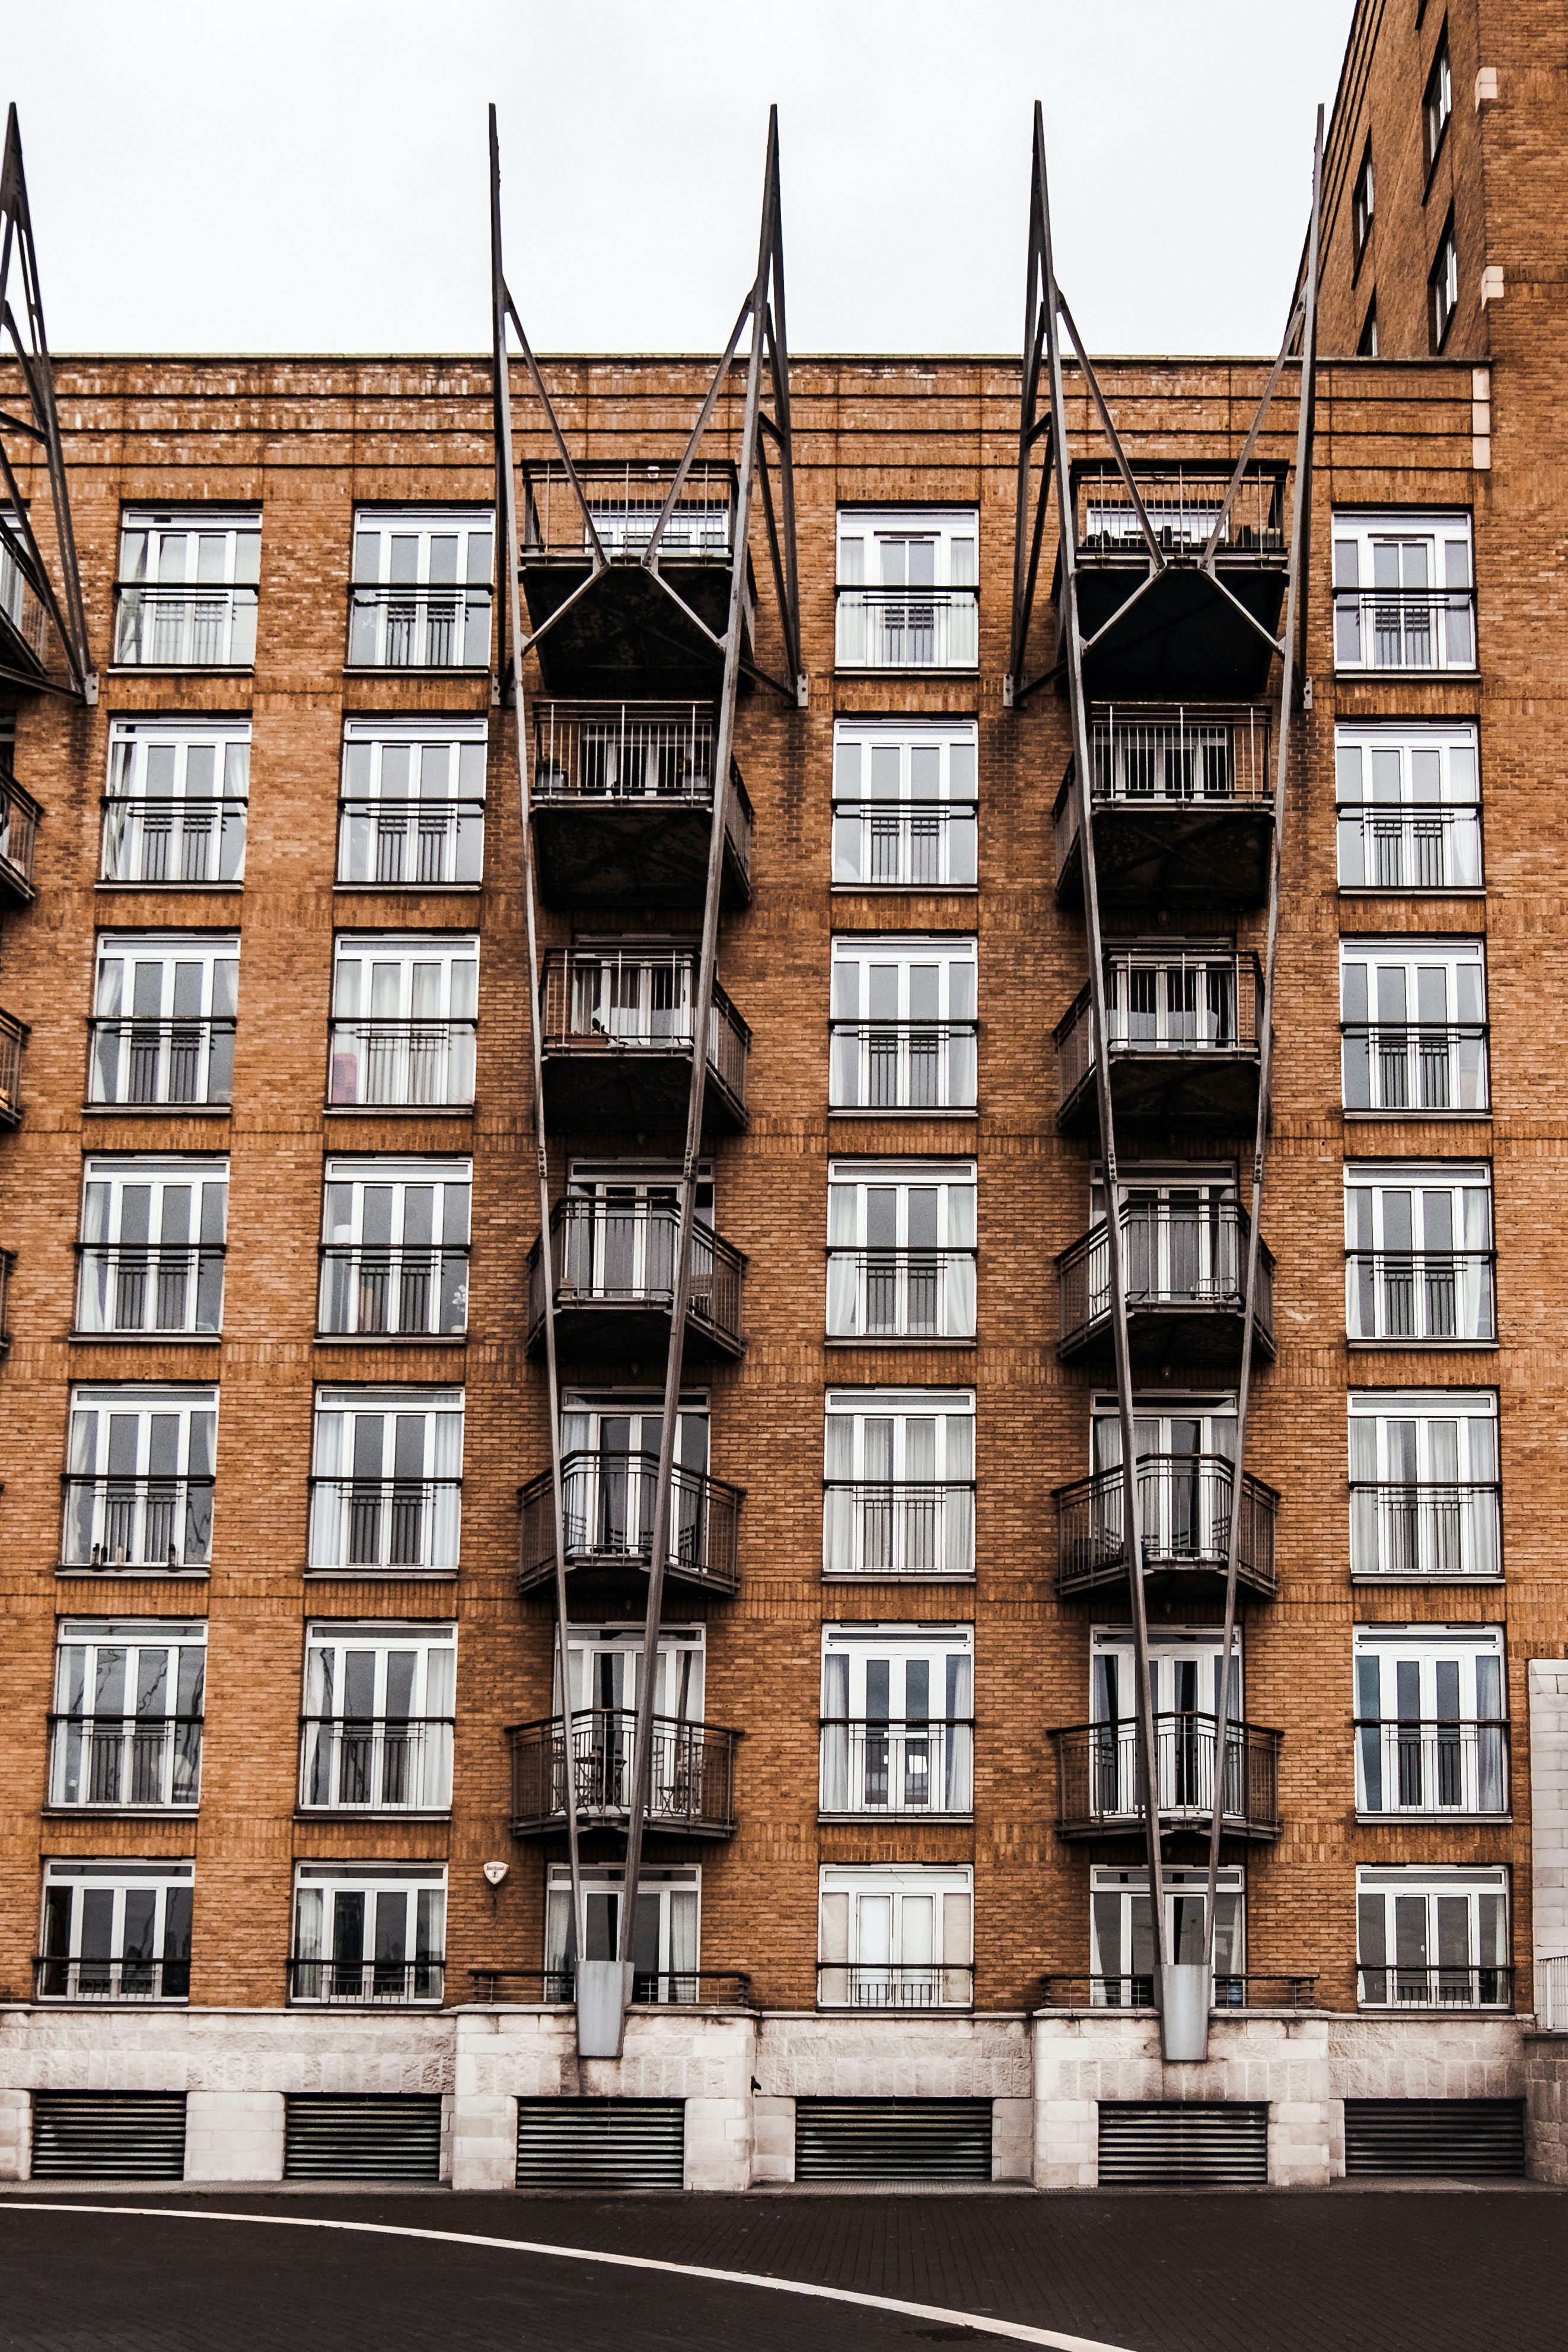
left=556, top=1389, right=712, bottom=1569
left=824, top=1387, right=974, bottom=1577
left=835, top=510, right=979, bottom=671
left=1349, top=1389, right=1500, bottom=1579
left=820, top=1623, right=973, bottom=1816
left=1353, top=139, right=1375, bottom=264
left=1340, top=938, right=1487, bottom=1110
left=299, top=1621, right=456, bottom=1812
left=1332, top=511, right=1474, bottom=671
left=818, top=1864, right=973, bottom=2008
left=1357, top=1866, right=1509, bottom=2008
left=1358, top=297, right=1379, bottom=358
left=550, top=1624, right=712, bottom=1828
left=329, top=933, right=478, bottom=1108
left=1087, top=1622, right=1241, bottom=1828
left=338, top=718, right=486, bottom=887
left=830, top=937, right=976, bottom=1110
left=831, top=718, right=977, bottom=888
left=1075, top=1392, right=1247, bottom=1578
left=77, top=1156, right=227, bottom=1337
left=37, top=1860, right=193, bottom=2001
left=319, top=1157, right=470, bottom=1338
left=348, top=509, right=493, bottom=670
left=307, top=1387, right=463, bottom=1576
left=1345, top=1162, right=1494, bottom=1341
left=545, top=1865, right=700, bottom=2005
left=1423, top=30, right=1452, bottom=173
left=1355, top=1625, right=1506, bottom=1815
left=827, top=1159, right=976, bottom=1339
left=563, top=1622, right=704, bottom=1717
left=1336, top=724, right=1481, bottom=890
left=102, top=718, right=249, bottom=886
left=114, top=510, right=259, bottom=669
left=63, top=1383, right=216, bottom=1574
left=291, top=1863, right=445, bottom=2004
left=48, top=1619, right=205, bottom=1812
left=90, top=933, right=239, bottom=1109
left=1089, top=1864, right=1244, bottom=2008
left=1429, top=211, right=1459, bottom=350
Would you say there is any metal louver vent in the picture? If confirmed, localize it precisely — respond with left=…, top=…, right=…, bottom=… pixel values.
left=516, top=2097, right=685, bottom=2189
left=1343, top=2098, right=1525, bottom=2179
left=794, top=2098, right=993, bottom=2181
left=1098, top=2100, right=1268, bottom=2186
left=283, top=2093, right=442, bottom=2181
left=30, top=2090, right=187, bottom=2181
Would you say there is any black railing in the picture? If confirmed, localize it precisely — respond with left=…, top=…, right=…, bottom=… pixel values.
left=1038, top=1973, right=1318, bottom=2010
left=1051, top=1713, right=1282, bottom=1837
left=113, top=584, right=257, bottom=668
left=1056, top=955, right=1262, bottom=1105
left=825, top=1247, right=977, bottom=1340
left=467, top=1966, right=754, bottom=2009
left=1054, top=1454, right=1279, bottom=1596
left=1341, top=1022, right=1489, bottom=1112
left=818, top=1718, right=974, bottom=1815
left=1337, top=801, right=1483, bottom=892
left=831, top=797, right=977, bottom=889
left=1355, top=1717, right=1509, bottom=1816
left=75, top=1243, right=226, bottom=1337
left=88, top=1016, right=234, bottom=1107
left=1350, top=1480, right=1501, bottom=1580
left=507, top=1708, right=738, bottom=1836
left=518, top=1450, right=742, bottom=1593
left=61, top=1474, right=213, bottom=1572
left=823, top=1478, right=976, bottom=1578
left=0, top=1006, right=24, bottom=1122
left=1075, top=463, right=1287, bottom=555
left=327, top=1016, right=477, bottom=1108
left=1346, top=1249, right=1496, bottom=1342
left=0, top=767, right=41, bottom=893
left=528, top=1200, right=746, bottom=1352
left=521, top=461, right=738, bottom=559
left=34, top=1954, right=190, bottom=2002
left=828, top=1021, right=977, bottom=1111
left=0, top=537, right=47, bottom=667
left=298, top=1714, right=455, bottom=1812
left=1333, top=587, right=1477, bottom=672
left=834, top=589, right=979, bottom=671
left=288, top=1956, right=445, bottom=2005
left=531, top=701, right=752, bottom=864
left=305, top=1475, right=461, bottom=1575
left=46, top=1713, right=203, bottom=1810
left=1053, top=708, right=1271, bottom=879
left=317, top=1245, right=469, bottom=1338
left=100, top=797, right=248, bottom=886
left=346, top=584, right=492, bottom=670
left=1357, top=1963, right=1512, bottom=2010
left=540, top=949, right=750, bottom=1109
left=337, top=797, right=485, bottom=887
left=817, top=1962, right=973, bottom=2010
left=1057, top=1201, right=1273, bottom=1354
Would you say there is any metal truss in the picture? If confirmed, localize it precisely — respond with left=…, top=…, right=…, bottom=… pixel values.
left=0, top=106, right=93, bottom=701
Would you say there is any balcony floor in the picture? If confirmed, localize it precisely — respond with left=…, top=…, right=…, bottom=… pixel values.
left=1056, top=1553, right=1278, bottom=1602
left=516, top=1549, right=738, bottom=1601
left=1060, top=1299, right=1274, bottom=1374
left=1074, top=563, right=1287, bottom=699
left=521, top=560, right=741, bottom=695
left=533, top=801, right=750, bottom=909
left=528, top=1297, right=744, bottom=1365
left=1059, top=1050, right=1262, bottom=1138
left=540, top=1045, right=746, bottom=1135
left=1056, top=1810, right=1282, bottom=1845
left=1057, top=803, right=1274, bottom=915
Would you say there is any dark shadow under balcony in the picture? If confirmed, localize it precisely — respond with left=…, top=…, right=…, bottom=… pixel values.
left=1057, top=1201, right=1274, bottom=1370
left=539, top=949, right=749, bottom=1132
left=1056, top=954, right=1263, bottom=1135
left=518, top=1450, right=742, bottom=1597
left=531, top=701, right=752, bottom=907
left=527, top=1199, right=746, bottom=1363
left=1051, top=1713, right=1282, bottom=1842
left=1054, top=1453, right=1279, bottom=1600
left=507, top=1708, right=738, bottom=1839
left=818, top=1717, right=974, bottom=1818
left=1054, top=708, right=1273, bottom=915
left=0, top=763, right=41, bottom=902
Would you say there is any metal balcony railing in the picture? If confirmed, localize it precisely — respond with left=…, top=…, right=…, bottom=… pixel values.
left=832, top=797, right=977, bottom=889
left=0, top=1246, right=13, bottom=1350
left=113, top=585, right=257, bottom=669
left=518, top=1450, right=742, bottom=1593
left=1334, top=587, right=1477, bottom=673
left=317, top=1245, right=469, bottom=1338
left=532, top=699, right=751, bottom=846
left=819, top=1718, right=974, bottom=1816
left=1342, top=1021, right=1489, bottom=1112
left=33, top=1954, right=189, bottom=2003
left=306, top=1476, right=461, bottom=1576
left=46, top=1713, right=203, bottom=1810
left=1356, top=1963, right=1512, bottom=2011
left=467, top=1966, right=755, bottom=2010
left=1054, top=1454, right=1279, bottom=1596
left=0, top=767, right=41, bottom=894
left=288, top=1956, right=445, bottom=2006
left=1053, top=707, right=1270, bottom=880
left=1038, top=1974, right=1318, bottom=2012
left=75, top=1243, right=226, bottom=1337
left=346, top=585, right=492, bottom=670
left=1058, top=1201, right=1273, bottom=1354
left=1051, top=1713, right=1282, bottom=1838
left=328, top=1017, right=476, bottom=1109
left=89, top=1016, right=234, bottom=1108
left=100, top=797, right=248, bottom=887
left=1537, top=1957, right=1568, bottom=2030
left=1056, top=956, right=1262, bottom=1107
left=0, top=531, right=48, bottom=667
left=829, top=1021, right=977, bottom=1112
left=0, top=1007, right=24, bottom=1123
left=337, top=797, right=485, bottom=887
left=817, top=1962, right=973, bottom=2010
left=529, top=1201, right=746, bottom=1353
left=835, top=588, right=979, bottom=671
left=540, top=949, right=750, bottom=1107
left=507, top=1708, right=738, bottom=1837
left=1076, top=464, right=1287, bottom=555
left=1350, top=1480, right=1501, bottom=1579
left=1356, top=1718, right=1509, bottom=1816
left=521, top=462, right=738, bottom=559
left=823, top=1479, right=976, bottom=1578
left=826, top=1248, right=976, bottom=1341
left=298, top=1714, right=455, bottom=1812
left=61, top=1474, right=213, bottom=1573
left=1347, top=1249, right=1496, bottom=1342
left=1338, top=802, right=1483, bottom=892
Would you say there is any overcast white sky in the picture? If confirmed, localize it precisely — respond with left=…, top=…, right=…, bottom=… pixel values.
left=7, top=1, right=1350, bottom=358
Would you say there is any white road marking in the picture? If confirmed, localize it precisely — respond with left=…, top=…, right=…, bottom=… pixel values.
left=0, top=2201, right=1140, bottom=2352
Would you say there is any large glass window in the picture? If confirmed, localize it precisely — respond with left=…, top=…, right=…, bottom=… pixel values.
left=1333, top=512, right=1474, bottom=673
left=77, top=1155, right=227, bottom=1337
left=102, top=718, right=249, bottom=886
left=329, top=934, right=478, bottom=1108
left=831, top=719, right=977, bottom=887
left=1349, top=1389, right=1500, bottom=1579
left=348, top=510, right=493, bottom=670
left=1423, top=30, right=1452, bottom=170
left=91, top=933, right=239, bottom=1109
left=37, top=1860, right=193, bottom=2001
left=291, top=1864, right=445, bottom=2004
left=1354, top=1625, right=1506, bottom=1816
left=63, top=1383, right=217, bottom=1574
left=114, top=510, right=259, bottom=669
left=820, top=1623, right=973, bottom=1816
left=1357, top=1866, right=1510, bottom=2009
left=48, top=1619, right=205, bottom=1812
left=1429, top=212, right=1459, bottom=352
left=318, top=1157, right=470, bottom=1338
left=1089, top=1864, right=1245, bottom=2008
left=1086, top=1622, right=1242, bottom=1828
left=307, top=1387, right=463, bottom=1576
left=830, top=937, right=976, bottom=1111
left=1336, top=723, right=1481, bottom=891
left=823, top=1386, right=974, bottom=1577
left=1352, top=139, right=1375, bottom=263
left=836, top=510, right=979, bottom=671
left=545, top=1865, right=700, bottom=2005
left=1340, top=938, right=1487, bottom=1111
left=817, top=1864, right=973, bottom=2008
left=337, top=718, right=486, bottom=887
left=299, top=1620, right=456, bottom=1812
left=1344, top=1161, right=1494, bottom=1341
left=826, top=1158, right=976, bottom=1339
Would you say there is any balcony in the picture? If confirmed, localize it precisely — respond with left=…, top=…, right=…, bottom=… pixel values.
left=0, top=1247, right=12, bottom=1351
left=538, top=949, right=750, bottom=1132
left=61, top=1474, right=213, bottom=1576
left=89, top=1016, right=234, bottom=1110
left=0, top=528, right=49, bottom=683
left=823, top=1478, right=975, bottom=1579
left=468, top=1966, right=755, bottom=2010
left=518, top=461, right=748, bottom=694
left=1057, top=1201, right=1274, bottom=1370
left=33, top=1955, right=189, bottom=2004
left=337, top=797, right=483, bottom=889
left=1053, top=708, right=1273, bottom=914
left=0, top=764, right=41, bottom=901
left=818, top=1718, right=974, bottom=1818
left=507, top=1708, right=739, bottom=1839
left=1342, top=1021, right=1489, bottom=1113
left=288, top=1956, right=445, bottom=2006
left=46, top=1713, right=202, bottom=1810
left=1350, top=1480, right=1501, bottom=1581
left=1050, top=1713, right=1283, bottom=1842
left=1054, top=1454, right=1279, bottom=1600
left=530, top=701, right=752, bottom=907
left=1056, top=954, right=1263, bottom=1135
left=1347, top=1249, right=1495, bottom=1344
left=830, top=1020, right=977, bottom=1113
left=1334, top=587, right=1477, bottom=675
left=346, top=584, right=492, bottom=671
left=101, top=796, right=247, bottom=888
left=1065, top=462, right=1289, bottom=698
left=327, top=1017, right=476, bottom=1109
left=816, top=1962, right=973, bottom=2011
left=1338, top=800, right=1483, bottom=893
left=298, top=1714, right=454, bottom=1812
left=113, top=585, right=257, bottom=670
left=306, top=1476, right=461, bottom=1577
left=1039, top=1974, right=1318, bottom=2012
left=1356, top=1717, right=1509, bottom=1818
left=826, top=1248, right=976, bottom=1342
left=527, top=1199, right=745, bottom=1362
left=0, top=1007, right=24, bottom=1125
left=517, top=1449, right=742, bottom=1597
left=1357, top=1964, right=1512, bottom=2012
left=834, top=589, right=979, bottom=673
left=317, top=1244, right=469, bottom=1339
left=75, top=1244, right=225, bottom=1338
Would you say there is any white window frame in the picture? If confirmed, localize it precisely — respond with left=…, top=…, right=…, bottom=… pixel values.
left=1088, top=1622, right=1242, bottom=1828
left=63, top=1382, right=218, bottom=1573
left=1349, top=1388, right=1500, bottom=1580
left=1340, top=937, right=1488, bottom=1112
left=830, top=718, right=978, bottom=889
left=78, top=1154, right=228, bottom=1338
left=1354, top=1624, right=1507, bottom=1817
left=1089, top=1864, right=1245, bottom=2008
left=823, top=1386, right=974, bottom=1578
left=318, top=1156, right=471, bottom=1338
left=835, top=509, right=979, bottom=672
left=545, top=1864, right=701, bottom=2003
left=299, top=1619, right=457, bottom=1813
left=348, top=508, right=494, bottom=670
left=827, top=1157, right=977, bottom=1340
left=38, top=1858, right=194, bottom=2003
left=338, top=717, right=487, bottom=888
left=1356, top=1865, right=1510, bottom=2009
left=830, top=935, right=977, bottom=1112
left=329, top=932, right=479, bottom=1109
left=563, top=1621, right=705, bottom=1719
left=291, top=1863, right=446, bottom=2004
left=115, top=509, right=260, bottom=669
left=103, top=717, right=250, bottom=886
left=817, top=1863, right=973, bottom=2009
left=820, top=1622, right=973, bottom=1818
left=90, top=932, right=240, bottom=1109
left=1332, top=510, right=1475, bottom=673
left=1344, top=1161, right=1494, bottom=1342
left=1335, top=722, right=1481, bottom=892
left=307, top=1386, right=464, bottom=1577
left=49, top=1618, right=206, bottom=1812
left=1423, top=34, right=1452, bottom=167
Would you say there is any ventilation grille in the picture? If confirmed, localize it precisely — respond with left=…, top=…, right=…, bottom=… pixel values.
left=516, top=2097, right=685, bottom=2189
left=1343, top=2098, right=1525, bottom=2179
left=31, top=2090, right=187, bottom=2181
left=283, top=2094, right=443, bottom=2181
left=794, top=2098, right=993, bottom=2182
left=1098, top=2101, right=1268, bottom=2186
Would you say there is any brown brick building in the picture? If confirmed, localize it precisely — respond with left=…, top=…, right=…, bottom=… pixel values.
left=1, top=2, right=1567, bottom=2188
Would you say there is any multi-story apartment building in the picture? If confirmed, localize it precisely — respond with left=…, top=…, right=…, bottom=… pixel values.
left=2, top=1, right=1567, bottom=2189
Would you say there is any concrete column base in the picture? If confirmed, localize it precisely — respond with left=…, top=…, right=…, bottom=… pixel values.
left=183, top=2090, right=284, bottom=2181
left=684, top=2096, right=751, bottom=2192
